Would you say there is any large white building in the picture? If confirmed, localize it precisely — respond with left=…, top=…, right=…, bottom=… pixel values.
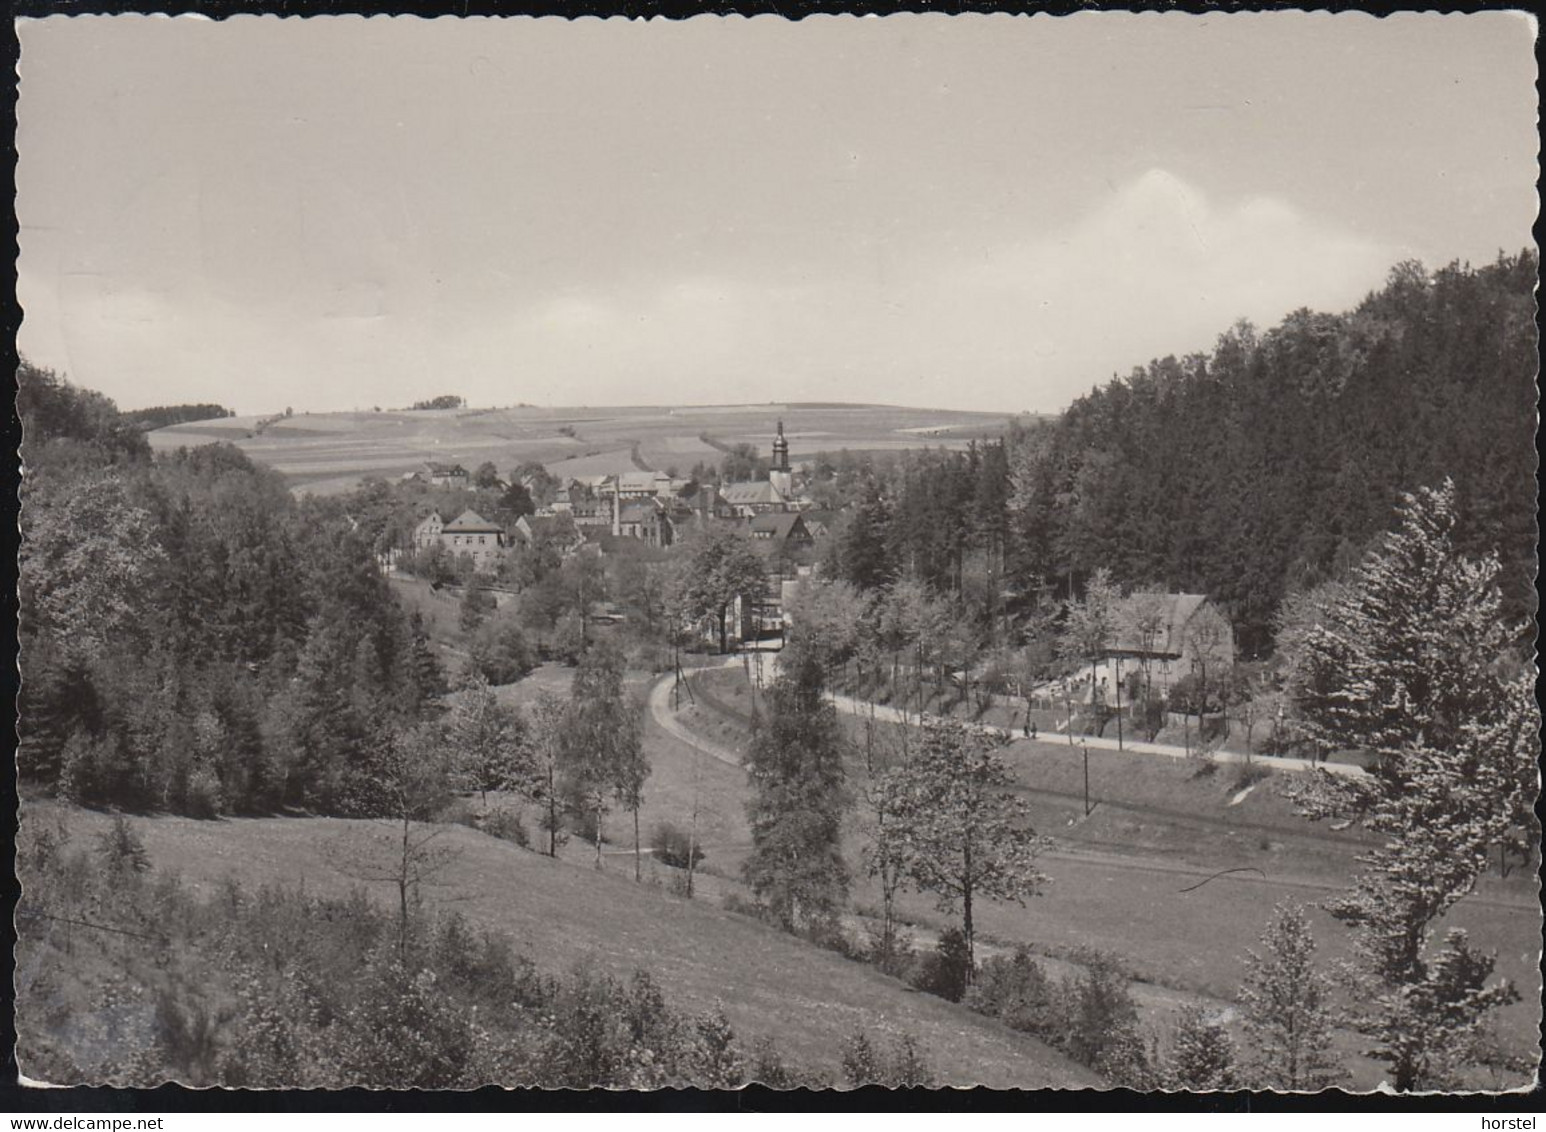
left=413, top=508, right=507, bottom=570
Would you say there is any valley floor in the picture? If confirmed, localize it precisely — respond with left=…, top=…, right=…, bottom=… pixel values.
left=655, top=663, right=1542, bottom=1092
left=17, top=659, right=1538, bottom=1092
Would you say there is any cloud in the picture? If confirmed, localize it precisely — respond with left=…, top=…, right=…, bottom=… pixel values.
left=874, top=169, right=1404, bottom=408
left=19, top=170, right=1404, bottom=415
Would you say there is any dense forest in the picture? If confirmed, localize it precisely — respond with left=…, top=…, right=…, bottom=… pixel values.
left=17, top=361, right=447, bottom=816
left=120, top=403, right=236, bottom=431
left=816, top=252, right=1537, bottom=656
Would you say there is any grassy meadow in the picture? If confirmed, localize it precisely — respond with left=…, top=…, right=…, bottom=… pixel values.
left=662, top=666, right=1543, bottom=1090
left=17, top=797, right=1099, bottom=1090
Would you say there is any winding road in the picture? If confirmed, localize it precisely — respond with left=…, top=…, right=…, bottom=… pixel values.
left=646, top=665, right=745, bottom=769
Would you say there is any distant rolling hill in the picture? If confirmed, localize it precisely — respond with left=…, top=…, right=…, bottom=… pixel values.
left=148, top=403, right=1037, bottom=494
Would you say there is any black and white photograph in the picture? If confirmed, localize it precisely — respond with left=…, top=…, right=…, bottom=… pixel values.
left=11, top=11, right=1541, bottom=1096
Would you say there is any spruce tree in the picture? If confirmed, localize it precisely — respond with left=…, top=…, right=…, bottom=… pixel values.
left=742, top=646, right=852, bottom=932
left=1237, top=903, right=1342, bottom=1091
left=1285, top=480, right=1535, bottom=1090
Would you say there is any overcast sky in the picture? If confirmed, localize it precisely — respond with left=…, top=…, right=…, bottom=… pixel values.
left=16, top=13, right=1538, bottom=414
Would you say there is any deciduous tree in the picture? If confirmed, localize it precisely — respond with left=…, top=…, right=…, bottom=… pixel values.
left=1167, top=1006, right=1239, bottom=1091
left=892, top=720, right=1049, bottom=973
left=677, top=526, right=766, bottom=654
left=561, top=647, right=644, bottom=870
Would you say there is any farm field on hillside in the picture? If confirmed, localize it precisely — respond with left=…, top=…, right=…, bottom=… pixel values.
left=149, top=403, right=1026, bottom=494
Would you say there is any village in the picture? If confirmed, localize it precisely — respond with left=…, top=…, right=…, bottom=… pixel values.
left=396, top=421, right=1258, bottom=757
left=400, top=422, right=820, bottom=648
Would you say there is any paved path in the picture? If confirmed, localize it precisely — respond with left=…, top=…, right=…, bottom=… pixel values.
left=823, top=687, right=1367, bottom=778
left=661, top=651, right=1368, bottom=781
left=740, top=649, right=1364, bottom=779
left=646, top=668, right=744, bottom=769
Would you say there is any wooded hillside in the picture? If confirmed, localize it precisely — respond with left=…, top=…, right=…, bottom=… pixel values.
left=820, top=252, right=1537, bottom=656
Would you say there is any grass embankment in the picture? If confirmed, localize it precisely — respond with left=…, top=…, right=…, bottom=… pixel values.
left=666, top=666, right=1542, bottom=1087
left=824, top=668, right=1373, bottom=766
left=18, top=800, right=1101, bottom=1090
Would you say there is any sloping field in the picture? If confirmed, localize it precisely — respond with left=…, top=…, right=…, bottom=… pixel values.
left=673, top=667, right=1543, bottom=1079
left=21, top=801, right=1102, bottom=1090
left=545, top=446, right=640, bottom=478
left=149, top=403, right=1026, bottom=495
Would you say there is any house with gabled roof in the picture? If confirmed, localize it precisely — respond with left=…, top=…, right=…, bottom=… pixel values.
left=419, top=461, right=470, bottom=489
left=413, top=507, right=506, bottom=570
left=748, top=511, right=812, bottom=548
left=1089, top=592, right=1235, bottom=701
left=512, top=514, right=588, bottom=557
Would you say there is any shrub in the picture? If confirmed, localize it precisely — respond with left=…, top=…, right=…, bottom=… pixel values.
left=563, top=804, right=599, bottom=846
left=863, top=921, right=917, bottom=980
left=59, top=730, right=135, bottom=807
left=467, top=615, right=536, bottom=685
left=720, top=892, right=762, bottom=919
left=966, top=946, right=1057, bottom=1034
left=483, top=807, right=530, bottom=848
left=629, top=640, right=671, bottom=675
left=435, top=796, right=478, bottom=828
left=749, top=1036, right=800, bottom=1089
left=18, top=812, right=70, bottom=874
left=1057, top=949, right=1145, bottom=1073
left=184, top=764, right=224, bottom=819
left=1231, top=760, right=1273, bottom=791
left=690, top=1005, right=746, bottom=1088
left=1167, top=1004, right=1239, bottom=1091
left=334, top=948, right=482, bottom=1088
left=95, top=816, right=150, bottom=876
left=651, top=821, right=705, bottom=870
left=887, top=1033, right=934, bottom=1087
left=911, top=927, right=972, bottom=1003
left=550, top=612, right=586, bottom=665
left=459, top=583, right=496, bottom=634
left=1095, top=1026, right=1159, bottom=1091
left=841, top=1028, right=935, bottom=1088
left=804, top=918, right=864, bottom=961
left=840, top=1029, right=881, bottom=1086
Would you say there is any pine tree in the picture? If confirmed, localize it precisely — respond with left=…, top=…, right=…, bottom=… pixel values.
left=1285, top=480, right=1535, bottom=1090
left=742, top=649, right=852, bottom=932
left=1236, top=902, right=1342, bottom=1091
left=405, top=610, right=448, bottom=709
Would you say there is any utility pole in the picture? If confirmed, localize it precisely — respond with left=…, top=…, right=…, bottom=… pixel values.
left=687, top=742, right=701, bottom=898
left=1114, top=655, right=1124, bottom=751
left=672, top=630, right=681, bottom=711
left=1065, top=679, right=1075, bottom=746
left=1082, top=741, right=1092, bottom=817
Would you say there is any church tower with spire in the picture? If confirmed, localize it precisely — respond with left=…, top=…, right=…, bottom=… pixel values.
left=769, top=420, right=793, bottom=501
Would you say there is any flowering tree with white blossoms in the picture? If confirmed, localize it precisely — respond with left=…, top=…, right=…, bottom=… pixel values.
left=1284, top=479, right=1537, bottom=1091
